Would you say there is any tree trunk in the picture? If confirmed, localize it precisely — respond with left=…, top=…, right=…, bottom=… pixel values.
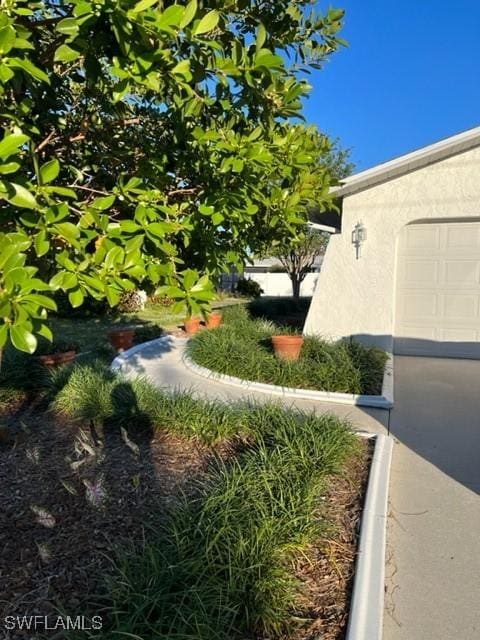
left=291, top=275, right=301, bottom=300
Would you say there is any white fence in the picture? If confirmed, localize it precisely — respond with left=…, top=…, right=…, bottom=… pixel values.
left=248, top=272, right=319, bottom=297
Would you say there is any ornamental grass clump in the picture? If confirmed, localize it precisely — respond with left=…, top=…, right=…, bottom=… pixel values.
left=99, top=408, right=356, bottom=639
left=50, top=362, right=246, bottom=445
left=189, top=305, right=388, bottom=395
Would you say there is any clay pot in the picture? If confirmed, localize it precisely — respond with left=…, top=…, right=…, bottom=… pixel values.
left=206, top=311, right=223, bottom=329
left=37, top=351, right=77, bottom=368
left=184, top=317, right=201, bottom=336
left=108, top=329, right=135, bottom=352
left=272, top=335, right=304, bottom=361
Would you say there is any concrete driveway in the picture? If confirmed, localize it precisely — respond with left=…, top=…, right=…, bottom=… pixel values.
left=385, top=355, right=480, bottom=640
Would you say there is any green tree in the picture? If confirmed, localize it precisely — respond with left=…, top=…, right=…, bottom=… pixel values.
left=0, top=0, right=345, bottom=353
left=270, top=229, right=328, bottom=300
left=260, top=140, right=353, bottom=299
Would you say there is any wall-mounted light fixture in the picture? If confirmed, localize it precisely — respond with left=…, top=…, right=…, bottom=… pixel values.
left=352, top=221, right=367, bottom=259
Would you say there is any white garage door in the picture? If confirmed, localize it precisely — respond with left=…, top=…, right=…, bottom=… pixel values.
left=395, top=221, right=480, bottom=358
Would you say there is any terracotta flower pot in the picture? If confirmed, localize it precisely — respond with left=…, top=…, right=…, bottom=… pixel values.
left=108, top=329, right=135, bottom=352
left=37, top=350, right=77, bottom=368
left=206, top=311, right=223, bottom=329
left=184, top=317, right=201, bottom=336
left=272, top=335, right=304, bottom=361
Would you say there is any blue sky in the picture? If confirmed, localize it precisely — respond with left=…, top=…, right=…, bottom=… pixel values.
left=303, top=1, right=480, bottom=171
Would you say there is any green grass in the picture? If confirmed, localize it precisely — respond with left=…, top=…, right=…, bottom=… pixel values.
left=49, top=297, right=240, bottom=358
left=0, top=297, right=242, bottom=410
left=188, top=305, right=388, bottom=395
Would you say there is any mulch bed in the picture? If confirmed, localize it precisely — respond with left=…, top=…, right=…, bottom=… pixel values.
left=284, top=439, right=371, bottom=640
left=0, top=402, right=371, bottom=640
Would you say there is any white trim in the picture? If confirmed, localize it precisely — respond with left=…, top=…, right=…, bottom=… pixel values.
left=183, top=349, right=394, bottom=409
left=334, top=126, right=480, bottom=198
left=308, top=221, right=338, bottom=234
left=346, top=433, right=394, bottom=640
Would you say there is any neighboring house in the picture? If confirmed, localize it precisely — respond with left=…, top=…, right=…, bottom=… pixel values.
left=244, top=257, right=322, bottom=297
left=304, top=126, right=480, bottom=359
left=221, top=257, right=323, bottom=297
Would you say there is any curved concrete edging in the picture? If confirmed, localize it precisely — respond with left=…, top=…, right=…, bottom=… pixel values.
left=347, top=433, right=394, bottom=640
left=110, top=336, right=180, bottom=374
left=183, top=347, right=394, bottom=409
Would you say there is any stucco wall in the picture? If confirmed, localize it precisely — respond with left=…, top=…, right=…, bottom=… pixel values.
left=253, top=272, right=319, bottom=297
left=304, top=146, right=480, bottom=351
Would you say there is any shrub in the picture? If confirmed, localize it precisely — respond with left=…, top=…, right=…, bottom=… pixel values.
left=53, top=291, right=111, bottom=318
left=236, top=277, right=264, bottom=298
left=117, top=290, right=146, bottom=313
left=133, top=325, right=164, bottom=345
left=35, top=339, right=80, bottom=355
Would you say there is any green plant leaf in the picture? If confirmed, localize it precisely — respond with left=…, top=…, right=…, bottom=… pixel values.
left=68, top=288, right=84, bottom=308
left=180, top=0, right=197, bottom=28
left=9, top=57, right=50, bottom=83
left=23, top=294, right=57, bottom=311
left=39, top=159, right=60, bottom=184
left=54, top=44, right=81, bottom=63
left=55, top=222, right=80, bottom=242
left=193, top=10, right=219, bottom=36
left=0, top=25, right=16, bottom=54
left=256, top=23, right=266, bottom=51
left=254, top=49, right=284, bottom=69
left=9, top=324, right=37, bottom=353
left=0, top=161, right=21, bottom=174
left=92, top=195, right=115, bottom=210
left=3, top=182, right=37, bottom=209
left=56, top=17, right=80, bottom=38
left=34, top=230, right=50, bottom=257
left=0, top=133, right=29, bottom=160
left=131, top=0, right=158, bottom=13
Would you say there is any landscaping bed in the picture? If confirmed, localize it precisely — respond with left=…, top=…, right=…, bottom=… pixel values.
left=188, top=306, right=388, bottom=395
left=0, top=360, right=371, bottom=640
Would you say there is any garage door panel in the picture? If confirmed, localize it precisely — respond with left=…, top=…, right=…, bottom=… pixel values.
left=405, top=225, right=441, bottom=249
left=445, top=224, right=480, bottom=248
left=444, top=261, right=480, bottom=284
left=442, top=293, right=478, bottom=319
left=395, top=222, right=480, bottom=359
left=404, top=260, right=439, bottom=285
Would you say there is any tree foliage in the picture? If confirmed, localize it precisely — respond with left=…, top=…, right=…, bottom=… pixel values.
left=271, top=229, right=328, bottom=300
left=0, top=0, right=345, bottom=352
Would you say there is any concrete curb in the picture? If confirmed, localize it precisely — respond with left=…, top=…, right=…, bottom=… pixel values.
left=183, top=348, right=394, bottom=409
left=346, top=433, right=393, bottom=640
left=111, top=336, right=187, bottom=374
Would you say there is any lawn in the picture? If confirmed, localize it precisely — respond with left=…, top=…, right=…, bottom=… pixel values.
left=50, top=296, right=241, bottom=357
left=188, top=305, right=388, bottom=395
left=0, top=359, right=370, bottom=640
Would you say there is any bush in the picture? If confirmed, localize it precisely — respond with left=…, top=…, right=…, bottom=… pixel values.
left=53, top=291, right=111, bottom=318
left=248, top=296, right=311, bottom=325
left=188, top=306, right=388, bottom=395
left=117, top=290, right=146, bottom=313
left=235, top=277, right=263, bottom=298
